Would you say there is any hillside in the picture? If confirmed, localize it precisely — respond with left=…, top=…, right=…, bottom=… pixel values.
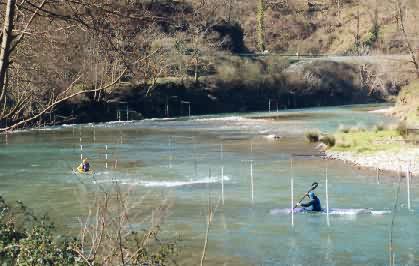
left=1, top=0, right=418, bottom=130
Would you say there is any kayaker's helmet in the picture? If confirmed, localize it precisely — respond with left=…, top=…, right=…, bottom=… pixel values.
left=83, top=158, right=88, bottom=163
left=308, top=192, right=315, bottom=199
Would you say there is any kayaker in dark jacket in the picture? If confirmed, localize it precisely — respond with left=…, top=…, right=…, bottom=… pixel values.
left=298, top=191, right=322, bottom=211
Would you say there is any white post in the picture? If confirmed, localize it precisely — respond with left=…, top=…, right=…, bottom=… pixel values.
left=194, top=158, right=198, bottom=179
left=326, top=166, right=330, bottom=227
left=221, top=166, right=224, bottom=205
left=93, top=125, right=96, bottom=143
left=220, top=143, right=224, bottom=160
left=221, top=143, right=224, bottom=205
left=126, top=105, right=129, bottom=121
left=169, top=137, right=172, bottom=169
left=376, top=168, right=380, bottom=184
left=188, top=103, right=191, bottom=117
left=407, top=165, right=411, bottom=210
left=105, top=145, right=108, bottom=169
left=269, top=99, right=271, bottom=112
left=80, top=144, right=83, bottom=161
left=250, top=161, right=254, bottom=203
left=291, top=158, right=294, bottom=228
left=291, top=176, right=294, bottom=227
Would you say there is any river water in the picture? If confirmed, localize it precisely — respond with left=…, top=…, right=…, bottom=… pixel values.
left=0, top=104, right=418, bottom=265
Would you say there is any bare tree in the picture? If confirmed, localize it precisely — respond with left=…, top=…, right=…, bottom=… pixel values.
left=395, top=0, right=419, bottom=77
left=0, top=0, right=171, bottom=131
left=72, top=182, right=176, bottom=265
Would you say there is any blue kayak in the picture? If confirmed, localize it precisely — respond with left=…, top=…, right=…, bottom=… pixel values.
left=270, top=208, right=391, bottom=215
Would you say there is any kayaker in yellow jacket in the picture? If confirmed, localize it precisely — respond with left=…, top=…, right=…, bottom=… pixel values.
left=77, top=158, right=90, bottom=172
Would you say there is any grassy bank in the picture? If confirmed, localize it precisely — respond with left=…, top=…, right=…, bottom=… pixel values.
left=331, top=129, right=405, bottom=154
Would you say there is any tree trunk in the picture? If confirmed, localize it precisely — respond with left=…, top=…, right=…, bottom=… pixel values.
left=194, top=59, right=198, bottom=83
left=256, top=0, right=266, bottom=52
left=0, top=0, right=16, bottom=105
left=396, top=0, right=419, bottom=78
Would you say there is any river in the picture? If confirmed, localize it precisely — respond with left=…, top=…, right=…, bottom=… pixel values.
left=0, top=104, right=418, bottom=265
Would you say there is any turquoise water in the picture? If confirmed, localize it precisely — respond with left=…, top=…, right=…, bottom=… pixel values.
left=1, top=104, right=418, bottom=265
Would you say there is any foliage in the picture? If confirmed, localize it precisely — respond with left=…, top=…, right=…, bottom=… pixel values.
left=305, top=130, right=320, bottom=143
left=0, top=187, right=177, bottom=265
left=338, top=124, right=350, bottom=133
left=396, top=121, right=408, bottom=137
left=320, top=135, right=336, bottom=147
left=372, top=123, right=385, bottom=132
left=395, top=79, right=419, bottom=125
left=0, top=196, right=80, bottom=265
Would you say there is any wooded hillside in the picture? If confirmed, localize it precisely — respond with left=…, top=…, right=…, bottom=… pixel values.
left=0, top=0, right=418, bottom=130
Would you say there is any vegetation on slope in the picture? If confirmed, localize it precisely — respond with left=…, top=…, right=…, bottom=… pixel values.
left=0, top=188, right=177, bottom=265
left=0, top=0, right=418, bottom=130
left=395, top=79, right=419, bottom=125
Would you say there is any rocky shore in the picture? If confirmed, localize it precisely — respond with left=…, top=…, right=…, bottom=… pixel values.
left=325, top=149, right=419, bottom=176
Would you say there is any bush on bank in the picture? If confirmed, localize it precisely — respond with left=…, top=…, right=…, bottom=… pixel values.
left=0, top=194, right=177, bottom=265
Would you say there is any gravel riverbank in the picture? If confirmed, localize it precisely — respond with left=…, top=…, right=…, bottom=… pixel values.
left=325, top=149, right=419, bottom=176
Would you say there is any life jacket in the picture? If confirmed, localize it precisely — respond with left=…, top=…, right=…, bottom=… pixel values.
left=301, top=196, right=322, bottom=211
left=310, top=196, right=322, bottom=211
left=83, top=162, right=90, bottom=172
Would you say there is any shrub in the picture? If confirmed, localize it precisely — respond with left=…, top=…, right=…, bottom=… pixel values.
left=373, top=123, right=385, bottom=132
left=0, top=187, right=178, bottom=265
left=305, top=131, right=320, bottom=142
left=0, top=196, right=79, bottom=264
left=320, top=135, right=336, bottom=147
left=396, top=121, right=408, bottom=137
left=338, top=124, right=349, bottom=133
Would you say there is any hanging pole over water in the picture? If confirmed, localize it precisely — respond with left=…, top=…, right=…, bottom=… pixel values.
left=325, top=165, right=330, bottom=227
left=126, top=105, right=129, bottom=121
left=241, top=159, right=255, bottom=203
left=251, top=160, right=254, bottom=203
left=220, top=143, right=224, bottom=205
left=407, top=164, right=411, bottom=210
left=193, top=138, right=198, bottom=178
left=221, top=166, right=224, bottom=205
left=291, top=158, right=294, bottom=228
left=168, top=137, right=172, bottom=169
left=105, top=145, right=108, bottom=169
left=93, top=125, right=96, bottom=143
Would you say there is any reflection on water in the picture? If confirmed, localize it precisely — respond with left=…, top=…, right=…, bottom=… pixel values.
left=0, top=104, right=418, bottom=265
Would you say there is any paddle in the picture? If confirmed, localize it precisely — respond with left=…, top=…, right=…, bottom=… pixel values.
left=293, top=182, right=318, bottom=209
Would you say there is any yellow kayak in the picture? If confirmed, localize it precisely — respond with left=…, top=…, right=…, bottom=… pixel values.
left=74, top=166, right=94, bottom=175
